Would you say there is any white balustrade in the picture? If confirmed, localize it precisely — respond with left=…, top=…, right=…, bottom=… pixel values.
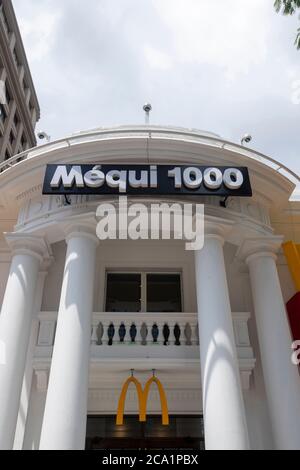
left=36, top=311, right=253, bottom=351
left=34, top=311, right=255, bottom=390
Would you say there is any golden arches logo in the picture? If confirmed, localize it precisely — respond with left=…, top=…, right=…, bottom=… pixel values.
left=116, top=375, right=169, bottom=426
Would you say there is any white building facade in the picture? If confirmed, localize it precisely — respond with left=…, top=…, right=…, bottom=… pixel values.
left=0, top=125, right=299, bottom=450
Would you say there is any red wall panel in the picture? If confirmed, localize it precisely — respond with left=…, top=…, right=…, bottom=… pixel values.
left=287, top=292, right=300, bottom=341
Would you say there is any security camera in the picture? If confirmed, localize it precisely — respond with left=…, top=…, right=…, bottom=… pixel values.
left=37, top=131, right=51, bottom=142
left=143, top=103, right=152, bottom=113
left=241, top=134, right=252, bottom=146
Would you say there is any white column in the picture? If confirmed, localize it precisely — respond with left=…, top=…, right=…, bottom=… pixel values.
left=0, top=235, right=48, bottom=450
left=23, top=370, right=49, bottom=450
left=14, top=267, right=50, bottom=450
left=39, top=225, right=98, bottom=450
left=195, top=221, right=249, bottom=450
left=242, top=237, right=300, bottom=450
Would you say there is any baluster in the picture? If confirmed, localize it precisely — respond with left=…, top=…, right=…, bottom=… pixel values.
left=152, top=323, right=159, bottom=344
left=140, top=322, right=148, bottom=346
left=163, top=324, right=170, bottom=346
left=174, top=323, right=181, bottom=346
left=158, top=322, right=163, bottom=344
left=91, top=325, right=98, bottom=345
left=135, top=321, right=142, bottom=345
left=169, top=321, right=176, bottom=345
left=130, top=323, right=137, bottom=343
left=118, top=323, right=126, bottom=344
left=107, top=323, right=115, bottom=346
left=102, top=322, right=110, bottom=345
left=123, top=319, right=131, bottom=345
left=97, top=322, right=104, bottom=345
left=184, top=323, right=192, bottom=346
left=190, top=322, right=198, bottom=345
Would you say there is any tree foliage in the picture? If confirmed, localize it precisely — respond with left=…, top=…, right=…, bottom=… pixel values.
left=274, top=0, right=300, bottom=48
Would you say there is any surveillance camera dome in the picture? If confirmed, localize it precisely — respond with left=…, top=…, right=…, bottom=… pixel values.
left=143, top=103, right=152, bottom=113
left=241, top=134, right=252, bottom=145
left=37, top=131, right=51, bottom=142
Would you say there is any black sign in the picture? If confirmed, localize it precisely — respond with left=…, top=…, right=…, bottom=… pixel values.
left=42, top=164, right=252, bottom=197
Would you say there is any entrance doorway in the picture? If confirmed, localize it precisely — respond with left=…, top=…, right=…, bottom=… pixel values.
left=86, top=416, right=205, bottom=450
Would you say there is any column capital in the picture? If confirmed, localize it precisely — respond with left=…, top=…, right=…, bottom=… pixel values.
left=62, top=218, right=99, bottom=245
left=237, top=235, right=284, bottom=265
left=203, top=216, right=234, bottom=245
left=4, top=233, right=52, bottom=264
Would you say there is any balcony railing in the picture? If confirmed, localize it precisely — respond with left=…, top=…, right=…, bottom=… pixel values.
left=36, top=311, right=253, bottom=355
left=91, top=312, right=199, bottom=347
left=34, top=311, right=256, bottom=388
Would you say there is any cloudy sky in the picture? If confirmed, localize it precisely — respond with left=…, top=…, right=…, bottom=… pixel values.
left=13, top=0, right=300, bottom=175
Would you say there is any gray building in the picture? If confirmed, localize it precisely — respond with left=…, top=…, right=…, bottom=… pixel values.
left=0, top=0, right=40, bottom=161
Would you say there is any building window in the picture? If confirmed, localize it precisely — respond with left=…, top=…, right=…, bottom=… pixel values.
left=146, top=273, right=182, bottom=312
left=0, top=103, right=6, bottom=122
left=13, top=112, right=19, bottom=128
left=9, top=130, right=14, bottom=145
left=21, top=133, right=26, bottom=147
left=105, top=272, right=182, bottom=313
left=0, top=5, right=10, bottom=36
left=12, top=49, right=19, bottom=69
left=5, top=85, right=11, bottom=104
left=106, top=273, right=141, bottom=312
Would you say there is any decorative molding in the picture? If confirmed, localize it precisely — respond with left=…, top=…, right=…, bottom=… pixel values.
left=35, top=369, right=49, bottom=392
left=4, top=233, right=52, bottom=263
left=236, top=236, right=284, bottom=264
left=16, top=184, right=42, bottom=202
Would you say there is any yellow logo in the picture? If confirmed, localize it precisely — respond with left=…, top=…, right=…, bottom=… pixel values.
left=116, top=373, right=169, bottom=426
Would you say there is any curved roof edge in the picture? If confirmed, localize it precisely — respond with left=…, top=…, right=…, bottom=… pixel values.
left=0, top=125, right=299, bottom=195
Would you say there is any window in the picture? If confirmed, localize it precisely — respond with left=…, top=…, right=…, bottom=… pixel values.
left=0, top=103, right=6, bottom=122
left=13, top=112, right=19, bottom=128
left=147, top=274, right=182, bottom=312
left=9, top=130, right=14, bottom=145
left=106, top=273, right=141, bottom=312
left=5, top=85, right=11, bottom=105
left=105, top=272, right=182, bottom=313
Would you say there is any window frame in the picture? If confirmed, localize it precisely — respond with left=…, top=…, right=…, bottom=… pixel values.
left=104, top=269, right=183, bottom=313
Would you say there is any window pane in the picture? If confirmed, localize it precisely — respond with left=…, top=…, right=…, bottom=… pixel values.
left=106, top=273, right=141, bottom=312
left=147, top=274, right=182, bottom=312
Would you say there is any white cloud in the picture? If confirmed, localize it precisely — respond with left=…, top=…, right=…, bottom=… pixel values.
left=12, top=0, right=300, bottom=175
left=153, top=0, right=270, bottom=78
left=144, top=45, right=173, bottom=70
left=16, top=7, right=62, bottom=61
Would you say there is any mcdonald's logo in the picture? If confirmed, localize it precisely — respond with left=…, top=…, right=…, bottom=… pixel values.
left=116, top=372, right=169, bottom=426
